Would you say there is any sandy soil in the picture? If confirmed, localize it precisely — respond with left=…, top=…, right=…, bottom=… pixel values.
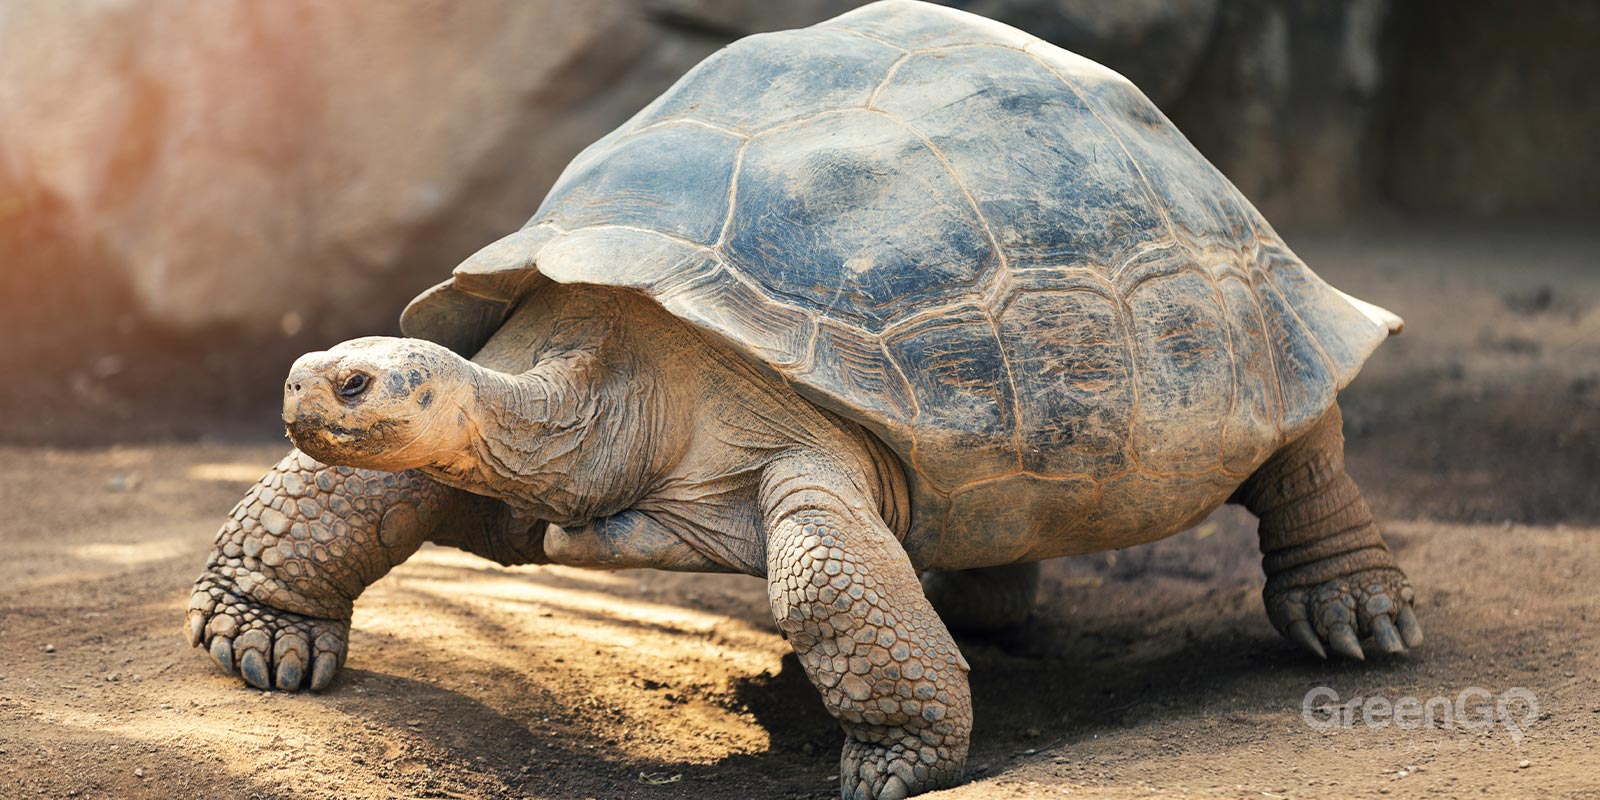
left=2, top=222, right=1597, bottom=799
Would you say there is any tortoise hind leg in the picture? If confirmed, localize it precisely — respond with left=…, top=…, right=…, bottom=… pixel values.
left=1234, top=403, right=1423, bottom=660
left=920, top=563, right=1040, bottom=634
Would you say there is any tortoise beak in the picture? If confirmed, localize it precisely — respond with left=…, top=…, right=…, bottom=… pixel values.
left=283, top=352, right=337, bottom=424
left=283, top=351, right=351, bottom=456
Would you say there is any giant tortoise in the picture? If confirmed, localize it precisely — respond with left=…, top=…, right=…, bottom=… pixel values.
left=186, top=2, right=1419, bottom=797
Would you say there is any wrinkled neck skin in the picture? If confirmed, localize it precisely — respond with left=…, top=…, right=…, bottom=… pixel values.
left=422, top=299, right=680, bottom=528
left=418, top=284, right=910, bottom=575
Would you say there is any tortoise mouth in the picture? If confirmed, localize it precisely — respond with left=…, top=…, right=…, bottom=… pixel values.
left=285, top=415, right=352, bottom=461
left=283, top=406, right=397, bottom=466
left=286, top=418, right=363, bottom=447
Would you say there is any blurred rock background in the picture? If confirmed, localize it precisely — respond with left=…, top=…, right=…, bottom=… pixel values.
left=0, top=0, right=1595, bottom=443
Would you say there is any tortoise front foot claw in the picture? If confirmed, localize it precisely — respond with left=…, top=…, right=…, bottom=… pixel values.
left=840, top=733, right=961, bottom=800
left=186, top=576, right=349, bottom=691
left=1267, top=567, right=1422, bottom=661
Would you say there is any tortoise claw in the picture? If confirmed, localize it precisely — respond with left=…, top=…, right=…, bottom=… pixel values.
left=1327, top=624, right=1365, bottom=661
left=208, top=636, right=236, bottom=676
left=186, top=610, right=207, bottom=648
left=1287, top=619, right=1326, bottom=659
left=310, top=651, right=340, bottom=691
left=1369, top=615, right=1406, bottom=655
left=1396, top=605, right=1424, bottom=648
left=240, top=648, right=272, bottom=690
left=274, top=630, right=310, bottom=690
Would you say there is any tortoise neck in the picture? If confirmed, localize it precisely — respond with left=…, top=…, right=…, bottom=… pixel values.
left=428, top=340, right=667, bottom=527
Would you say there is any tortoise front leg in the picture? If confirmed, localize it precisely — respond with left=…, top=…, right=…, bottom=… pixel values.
left=762, top=458, right=970, bottom=800
left=186, top=449, right=539, bottom=690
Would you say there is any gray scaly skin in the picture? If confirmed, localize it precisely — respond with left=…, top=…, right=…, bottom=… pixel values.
left=186, top=451, right=541, bottom=690
left=763, top=457, right=970, bottom=798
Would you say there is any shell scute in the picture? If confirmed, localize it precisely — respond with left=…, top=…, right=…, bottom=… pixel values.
left=996, top=288, right=1131, bottom=477
left=881, top=304, right=1018, bottom=491
left=795, top=320, right=916, bottom=442
left=536, top=124, right=740, bottom=244
left=1052, top=53, right=1261, bottom=244
left=1264, top=250, right=1393, bottom=385
left=1255, top=276, right=1337, bottom=433
left=871, top=46, right=1163, bottom=273
left=1125, top=269, right=1234, bottom=473
left=1216, top=276, right=1284, bottom=473
left=655, top=266, right=814, bottom=369
left=631, top=28, right=901, bottom=135
left=725, top=109, right=992, bottom=328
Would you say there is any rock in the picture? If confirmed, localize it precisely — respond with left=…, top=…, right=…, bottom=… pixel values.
left=953, top=0, right=1219, bottom=106
left=0, top=0, right=714, bottom=340
left=644, top=0, right=862, bottom=36
left=1383, top=0, right=1600, bottom=218
left=1163, top=0, right=1396, bottom=225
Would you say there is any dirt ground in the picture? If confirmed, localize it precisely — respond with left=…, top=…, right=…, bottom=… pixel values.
left=2, top=221, right=1597, bottom=799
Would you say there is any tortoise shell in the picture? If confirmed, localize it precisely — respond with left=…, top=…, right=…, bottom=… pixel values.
left=401, top=0, right=1401, bottom=565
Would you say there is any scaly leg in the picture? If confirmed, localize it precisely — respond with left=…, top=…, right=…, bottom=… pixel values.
left=1235, top=404, right=1423, bottom=660
left=186, top=449, right=540, bottom=690
left=762, top=458, right=970, bottom=800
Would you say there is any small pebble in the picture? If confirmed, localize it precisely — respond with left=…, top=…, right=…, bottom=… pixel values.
left=106, top=473, right=140, bottom=492
left=133, top=768, right=145, bottom=779
left=42, top=644, right=55, bottom=654
left=1518, top=760, right=1531, bottom=769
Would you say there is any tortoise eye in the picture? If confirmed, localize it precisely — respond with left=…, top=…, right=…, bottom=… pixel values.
left=338, top=373, right=370, bottom=399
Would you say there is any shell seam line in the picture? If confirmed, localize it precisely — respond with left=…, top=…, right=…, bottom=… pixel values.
left=860, top=105, right=1027, bottom=468
left=1021, top=47, right=1178, bottom=244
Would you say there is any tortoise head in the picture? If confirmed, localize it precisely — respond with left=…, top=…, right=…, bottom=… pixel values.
left=282, top=336, right=473, bottom=472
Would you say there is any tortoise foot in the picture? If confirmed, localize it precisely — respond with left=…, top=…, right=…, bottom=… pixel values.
left=186, top=575, right=349, bottom=691
left=1267, top=567, right=1422, bottom=661
left=839, top=732, right=962, bottom=800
